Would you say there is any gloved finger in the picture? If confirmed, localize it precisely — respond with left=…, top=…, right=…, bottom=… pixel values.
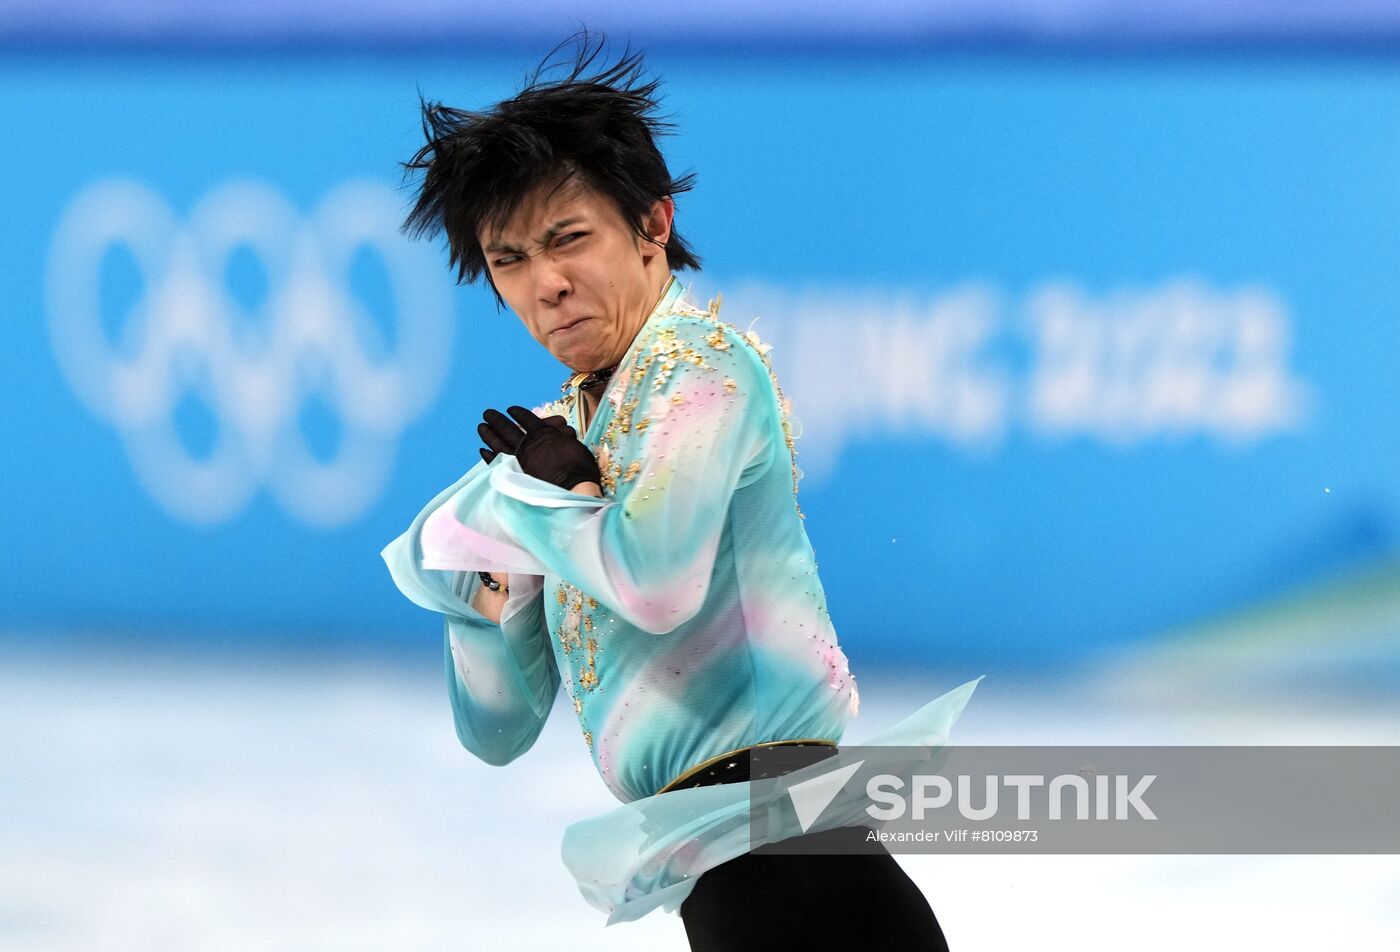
left=481, top=408, right=525, bottom=451
left=536, top=414, right=578, bottom=439
left=478, top=418, right=518, bottom=456
left=479, top=447, right=496, bottom=465
left=506, top=405, right=547, bottom=434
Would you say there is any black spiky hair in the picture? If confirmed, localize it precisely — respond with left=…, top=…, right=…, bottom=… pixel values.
left=401, top=31, right=701, bottom=303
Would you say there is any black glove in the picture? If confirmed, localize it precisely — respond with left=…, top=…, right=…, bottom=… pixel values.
left=477, top=410, right=569, bottom=465
left=478, top=405, right=603, bottom=491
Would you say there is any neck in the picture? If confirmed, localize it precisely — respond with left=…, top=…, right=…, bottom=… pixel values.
left=582, top=386, right=602, bottom=421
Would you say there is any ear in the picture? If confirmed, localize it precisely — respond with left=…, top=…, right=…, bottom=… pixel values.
left=639, top=197, right=675, bottom=263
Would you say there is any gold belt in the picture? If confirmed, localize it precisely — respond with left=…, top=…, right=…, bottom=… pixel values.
left=656, top=738, right=838, bottom=795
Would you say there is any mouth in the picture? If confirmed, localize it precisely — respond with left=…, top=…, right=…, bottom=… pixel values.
left=552, top=317, right=591, bottom=336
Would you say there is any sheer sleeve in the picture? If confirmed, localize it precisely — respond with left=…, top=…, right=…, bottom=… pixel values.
left=443, top=572, right=558, bottom=766
left=419, top=316, right=779, bottom=635
left=381, top=470, right=559, bottom=765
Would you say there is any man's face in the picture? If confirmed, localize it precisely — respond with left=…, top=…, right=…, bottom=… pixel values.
left=480, top=177, right=671, bottom=373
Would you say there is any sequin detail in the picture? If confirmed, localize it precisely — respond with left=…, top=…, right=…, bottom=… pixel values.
left=532, top=282, right=813, bottom=758
left=555, top=578, right=606, bottom=752
left=552, top=289, right=807, bottom=516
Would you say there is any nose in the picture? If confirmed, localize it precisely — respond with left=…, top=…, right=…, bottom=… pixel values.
left=534, top=259, right=571, bottom=305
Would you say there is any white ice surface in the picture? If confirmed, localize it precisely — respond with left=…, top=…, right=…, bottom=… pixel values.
left=2, top=645, right=1397, bottom=950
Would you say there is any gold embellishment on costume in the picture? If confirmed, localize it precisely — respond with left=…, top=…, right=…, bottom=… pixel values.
left=555, top=581, right=603, bottom=693
left=640, top=325, right=712, bottom=396
left=666, top=297, right=808, bottom=512
left=743, top=329, right=773, bottom=356
left=656, top=738, right=838, bottom=795
left=672, top=299, right=709, bottom=319
left=531, top=397, right=567, bottom=421
left=582, top=730, right=593, bottom=750
left=545, top=285, right=807, bottom=531
left=596, top=438, right=622, bottom=496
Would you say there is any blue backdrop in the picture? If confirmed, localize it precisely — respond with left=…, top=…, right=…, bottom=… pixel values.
left=4, top=50, right=1398, bottom=667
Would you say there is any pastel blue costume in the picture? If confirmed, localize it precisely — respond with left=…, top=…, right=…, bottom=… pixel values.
left=383, top=277, right=979, bottom=922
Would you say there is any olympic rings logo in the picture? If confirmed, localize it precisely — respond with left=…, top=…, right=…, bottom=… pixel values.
left=45, top=178, right=455, bottom=527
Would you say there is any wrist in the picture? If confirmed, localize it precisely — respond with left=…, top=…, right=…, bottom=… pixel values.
left=470, top=573, right=507, bottom=623
left=570, top=481, right=603, bottom=497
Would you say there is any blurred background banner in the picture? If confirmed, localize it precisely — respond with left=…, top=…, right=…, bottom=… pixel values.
left=4, top=29, right=1400, bottom=676
left=7, top=1, right=1400, bottom=48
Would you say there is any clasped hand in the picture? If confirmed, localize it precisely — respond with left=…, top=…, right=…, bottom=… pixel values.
left=477, top=405, right=603, bottom=492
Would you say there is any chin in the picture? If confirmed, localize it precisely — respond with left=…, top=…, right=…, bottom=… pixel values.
left=556, top=352, right=594, bottom=372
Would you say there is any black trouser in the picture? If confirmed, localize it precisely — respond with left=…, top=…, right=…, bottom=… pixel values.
left=679, top=824, right=950, bottom=951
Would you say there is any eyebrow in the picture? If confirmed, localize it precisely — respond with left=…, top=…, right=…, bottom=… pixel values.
left=485, top=218, right=583, bottom=255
